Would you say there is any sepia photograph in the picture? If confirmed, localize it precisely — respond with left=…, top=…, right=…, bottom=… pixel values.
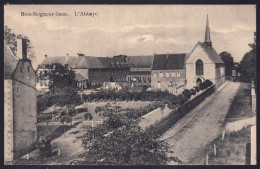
left=3, top=4, right=257, bottom=165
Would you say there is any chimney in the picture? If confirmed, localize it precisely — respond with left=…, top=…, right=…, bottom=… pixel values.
left=77, top=53, right=85, bottom=57
left=17, top=38, right=27, bottom=60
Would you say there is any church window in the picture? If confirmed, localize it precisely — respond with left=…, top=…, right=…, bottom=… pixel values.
left=196, top=59, right=204, bottom=75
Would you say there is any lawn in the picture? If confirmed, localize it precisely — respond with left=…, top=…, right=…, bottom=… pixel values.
left=225, top=83, right=254, bottom=119
left=207, top=126, right=251, bottom=165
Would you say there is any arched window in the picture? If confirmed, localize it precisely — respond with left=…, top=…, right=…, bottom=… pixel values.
left=196, top=59, right=203, bottom=75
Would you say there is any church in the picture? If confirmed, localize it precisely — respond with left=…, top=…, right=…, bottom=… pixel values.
left=185, top=15, right=225, bottom=89
left=151, top=15, right=225, bottom=93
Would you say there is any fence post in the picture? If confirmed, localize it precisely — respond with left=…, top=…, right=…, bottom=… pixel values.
left=205, top=152, right=209, bottom=165
left=222, top=130, right=225, bottom=141
left=213, top=144, right=216, bottom=156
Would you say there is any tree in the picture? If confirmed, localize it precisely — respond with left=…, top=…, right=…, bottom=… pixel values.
left=4, top=26, right=35, bottom=58
left=60, top=115, right=71, bottom=137
left=219, top=51, right=234, bottom=76
left=36, top=137, right=52, bottom=164
left=46, top=63, right=77, bottom=93
left=238, top=32, right=256, bottom=81
left=84, top=113, right=93, bottom=121
left=74, top=115, right=180, bottom=165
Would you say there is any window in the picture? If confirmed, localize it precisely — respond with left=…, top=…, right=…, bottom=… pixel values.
left=154, top=72, right=157, bottom=77
left=196, top=59, right=203, bottom=75
left=157, top=81, right=161, bottom=89
left=171, top=71, right=176, bottom=77
left=177, top=71, right=180, bottom=77
left=20, top=66, right=23, bottom=73
left=16, top=87, right=19, bottom=93
left=159, top=71, right=163, bottom=77
left=166, top=71, right=170, bottom=77
left=28, top=66, right=30, bottom=72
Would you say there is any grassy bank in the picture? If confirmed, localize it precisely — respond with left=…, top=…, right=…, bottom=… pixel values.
left=206, top=82, right=254, bottom=165
left=207, top=126, right=251, bottom=165
left=225, top=83, right=254, bottom=120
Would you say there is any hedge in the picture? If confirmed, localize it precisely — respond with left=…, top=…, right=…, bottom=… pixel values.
left=147, top=85, right=215, bottom=137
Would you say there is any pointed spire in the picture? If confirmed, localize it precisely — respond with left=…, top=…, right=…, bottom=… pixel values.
left=204, top=14, right=212, bottom=46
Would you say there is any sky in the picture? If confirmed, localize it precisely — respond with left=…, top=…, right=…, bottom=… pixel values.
left=4, top=5, right=256, bottom=66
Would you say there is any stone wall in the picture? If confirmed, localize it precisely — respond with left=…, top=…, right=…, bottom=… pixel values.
left=12, top=60, right=37, bottom=159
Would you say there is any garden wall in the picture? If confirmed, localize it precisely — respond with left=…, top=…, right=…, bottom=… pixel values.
left=146, top=85, right=215, bottom=136
left=139, top=105, right=172, bottom=130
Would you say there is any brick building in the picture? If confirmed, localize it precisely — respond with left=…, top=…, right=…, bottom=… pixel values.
left=126, top=55, right=154, bottom=87
left=37, top=54, right=130, bottom=91
left=4, top=39, right=37, bottom=164
left=151, top=53, right=187, bottom=95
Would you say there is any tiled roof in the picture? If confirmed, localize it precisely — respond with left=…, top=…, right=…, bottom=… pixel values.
left=39, top=55, right=130, bottom=69
left=39, top=56, right=78, bottom=68
left=127, top=55, right=154, bottom=68
left=152, top=53, right=186, bottom=70
left=4, top=44, right=19, bottom=78
left=187, top=42, right=224, bottom=64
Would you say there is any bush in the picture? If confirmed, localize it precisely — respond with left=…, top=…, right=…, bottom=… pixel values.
left=199, top=80, right=213, bottom=91
left=177, top=94, right=187, bottom=104
left=84, top=113, right=93, bottom=121
left=194, top=86, right=200, bottom=92
left=182, top=89, right=192, bottom=100
left=190, top=89, right=196, bottom=95
left=76, top=107, right=88, bottom=113
left=108, top=115, right=122, bottom=129
left=36, top=137, right=52, bottom=158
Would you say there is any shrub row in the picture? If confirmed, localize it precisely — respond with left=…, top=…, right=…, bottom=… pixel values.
left=82, top=90, right=180, bottom=103
left=147, top=85, right=215, bottom=137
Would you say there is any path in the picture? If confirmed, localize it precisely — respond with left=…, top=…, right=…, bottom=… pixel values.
left=160, top=82, right=240, bottom=165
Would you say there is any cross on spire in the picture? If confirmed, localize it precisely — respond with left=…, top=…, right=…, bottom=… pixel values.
left=204, top=14, right=212, bottom=46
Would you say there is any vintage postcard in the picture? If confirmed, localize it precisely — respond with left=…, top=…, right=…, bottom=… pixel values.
left=3, top=4, right=256, bottom=165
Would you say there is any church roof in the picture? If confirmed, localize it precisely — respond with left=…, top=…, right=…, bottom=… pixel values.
left=188, top=42, right=224, bottom=64
left=4, top=44, right=19, bottom=78
left=152, top=53, right=186, bottom=70
left=126, top=55, right=154, bottom=68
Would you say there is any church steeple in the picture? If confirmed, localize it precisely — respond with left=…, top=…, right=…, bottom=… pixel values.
left=204, top=14, right=212, bottom=46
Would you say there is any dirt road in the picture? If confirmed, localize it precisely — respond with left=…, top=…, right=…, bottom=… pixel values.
left=161, top=82, right=240, bottom=165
